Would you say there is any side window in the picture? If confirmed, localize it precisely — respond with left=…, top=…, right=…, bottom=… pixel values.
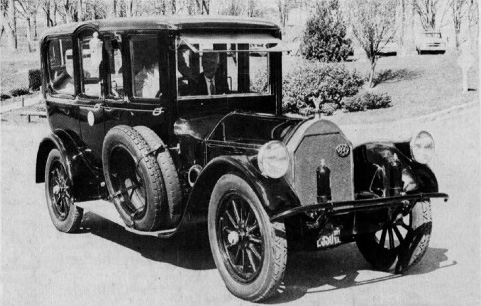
left=79, top=32, right=103, bottom=97
left=47, top=37, right=75, bottom=96
left=131, top=35, right=161, bottom=99
left=105, top=38, right=124, bottom=99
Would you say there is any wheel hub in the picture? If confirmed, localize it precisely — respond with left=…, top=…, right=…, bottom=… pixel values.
left=228, top=231, right=240, bottom=245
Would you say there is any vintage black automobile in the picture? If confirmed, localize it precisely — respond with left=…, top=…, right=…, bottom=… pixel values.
left=36, top=16, right=448, bottom=302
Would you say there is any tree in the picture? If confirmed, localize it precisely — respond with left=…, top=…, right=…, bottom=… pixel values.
left=1, top=0, right=17, bottom=51
left=40, top=0, right=54, bottom=27
left=413, top=0, right=442, bottom=30
left=300, top=0, right=352, bottom=62
left=348, top=0, right=397, bottom=88
left=277, top=0, right=295, bottom=29
left=467, top=0, right=479, bottom=46
left=15, top=0, right=39, bottom=52
left=218, top=0, right=245, bottom=16
left=247, top=0, right=262, bottom=17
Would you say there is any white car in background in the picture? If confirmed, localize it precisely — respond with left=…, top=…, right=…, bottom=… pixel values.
left=416, top=32, right=446, bottom=54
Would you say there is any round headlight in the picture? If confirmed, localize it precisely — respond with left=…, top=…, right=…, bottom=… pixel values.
left=258, top=141, right=290, bottom=179
left=410, top=131, right=435, bottom=164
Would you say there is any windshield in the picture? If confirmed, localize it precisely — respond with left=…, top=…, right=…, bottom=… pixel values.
left=176, top=38, right=276, bottom=99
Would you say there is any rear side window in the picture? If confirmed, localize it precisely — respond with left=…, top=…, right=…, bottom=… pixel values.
left=47, top=37, right=75, bottom=96
left=130, top=35, right=162, bottom=99
left=79, top=31, right=103, bottom=97
left=105, top=38, right=124, bottom=99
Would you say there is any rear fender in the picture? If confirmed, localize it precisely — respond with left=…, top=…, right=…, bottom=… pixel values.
left=36, top=130, right=105, bottom=201
left=180, top=155, right=300, bottom=228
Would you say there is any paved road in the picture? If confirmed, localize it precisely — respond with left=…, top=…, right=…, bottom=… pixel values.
left=1, top=106, right=480, bottom=306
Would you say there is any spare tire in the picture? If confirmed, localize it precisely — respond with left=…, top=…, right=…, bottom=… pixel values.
left=102, top=125, right=166, bottom=231
left=134, top=126, right=183, bottom=227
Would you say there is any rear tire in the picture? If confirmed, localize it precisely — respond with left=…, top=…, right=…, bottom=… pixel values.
left=45, top=149, right=83, bottom=233
left=102, top=125, right=166, bottom=231
left=356, top=200, right=432, bottom=273
left=208, top=174, right=287, bottom=302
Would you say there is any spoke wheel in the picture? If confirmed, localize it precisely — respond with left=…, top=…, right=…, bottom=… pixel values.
left=49, top=161, right=71, bottom=220
left=217, top=193, right=264, bottom=283
left=208, top=174, right=287, bottom=302
left=45, top=149, right=83, bottom=233
left=375, top=213, right=411, bottom=251
left=356, top=201, right=432, bottom=273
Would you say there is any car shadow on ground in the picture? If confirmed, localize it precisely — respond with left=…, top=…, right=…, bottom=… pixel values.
left=267, top=244, right=455, bottom=304
left=373, top=68, right=422, bottom=87
left=79, top=211, right=215, bottom=271
left=78, top=212, right=455, bottom=303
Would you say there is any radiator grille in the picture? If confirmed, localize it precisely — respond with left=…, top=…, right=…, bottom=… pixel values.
left=293, top=133, right=354, bottom=205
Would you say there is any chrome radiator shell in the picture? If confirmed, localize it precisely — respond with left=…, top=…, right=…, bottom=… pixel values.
left=285, top=119, right=354, bottom=205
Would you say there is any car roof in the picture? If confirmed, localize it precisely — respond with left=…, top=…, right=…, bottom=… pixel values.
left=40, top=16, right=280, bottom=41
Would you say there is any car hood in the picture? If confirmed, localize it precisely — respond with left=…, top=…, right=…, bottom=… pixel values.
left=174, top=112, right=303, bottom=144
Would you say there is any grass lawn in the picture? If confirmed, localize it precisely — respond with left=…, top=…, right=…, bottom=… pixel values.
left=284, top=51, right=479, bottom=125
left=0, top=47, right=40, bottom=107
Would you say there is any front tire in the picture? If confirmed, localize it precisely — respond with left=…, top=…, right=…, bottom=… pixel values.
left=356, top=200, right=432, bottom=273
left=208, top=174, right=287, bottom=302
left=45, top=149, right=83, bottom=233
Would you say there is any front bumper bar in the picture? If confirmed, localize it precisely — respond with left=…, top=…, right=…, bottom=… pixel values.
left=270, top=192, right=449, bottom=222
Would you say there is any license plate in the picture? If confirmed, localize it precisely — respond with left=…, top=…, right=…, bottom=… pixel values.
left=316, top=227, right=341, bottom=248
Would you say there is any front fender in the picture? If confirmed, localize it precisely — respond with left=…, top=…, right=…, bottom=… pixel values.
left=178, top=155, right=300, bottom=229
left=354, top=143, right=438, bottom=194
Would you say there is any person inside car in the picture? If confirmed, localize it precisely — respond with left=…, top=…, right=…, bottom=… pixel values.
left=193, top=52, right=229, bottom=95
left=134, top=59, right=161, bottom=98
left=53, top=49, right=75, bottom=94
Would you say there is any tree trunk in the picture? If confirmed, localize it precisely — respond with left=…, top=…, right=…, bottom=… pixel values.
left=454, top=28, right=461, bottom=49
left=127, top=0, right=134, bottom=17
left=27, top=17, right=34, bottom=52
left=368, top=60, right=377, bottom=88
left=7, top=0, right=17, bottom=51
left=53, top=2, right=58, bottom=26
left=109, top=0, right=117, bottom=18
left=78, top=0, right=83, bottom=21
left=397, top=0, right=405, bottom=55
left=33, top=13, right=38, bottom=38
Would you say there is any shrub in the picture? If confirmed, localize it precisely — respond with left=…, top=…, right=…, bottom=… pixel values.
left=250, top=69, right=269, bottom=93
left=364, top=92, right=392, bottom=109
left=1, top=93, right=11, bottom=100
left=342, top=96, right=366, bottom=112
left=28, top=69, right=42, bottom=91
left=320, top=102, right=338, bottom=116
left=342, top=92, right=392, bottom=112
left=300, top=0, right=353, bottom=62
left=282, top=61, right=364, bottom=114
left=9, top=87, right=30, bottom=97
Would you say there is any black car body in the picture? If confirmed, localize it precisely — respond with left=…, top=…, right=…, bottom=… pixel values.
left=36, top=16, right=448, bottom=302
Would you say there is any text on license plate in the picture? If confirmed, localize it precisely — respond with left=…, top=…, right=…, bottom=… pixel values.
left=317, top=228, right=341, bottom=248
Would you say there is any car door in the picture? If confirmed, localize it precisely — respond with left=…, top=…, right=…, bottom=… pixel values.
left=103, top=33, right=169, bottom=140
left=76, top=28, right=106, bottom=159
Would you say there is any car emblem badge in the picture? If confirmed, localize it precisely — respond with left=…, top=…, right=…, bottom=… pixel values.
left=336, top=144, right=350, bottom=157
